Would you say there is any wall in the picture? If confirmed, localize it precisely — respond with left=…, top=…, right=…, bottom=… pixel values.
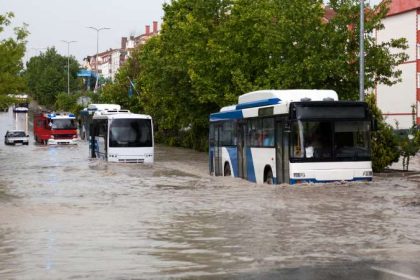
left=376, top=10, right=418, bottom=129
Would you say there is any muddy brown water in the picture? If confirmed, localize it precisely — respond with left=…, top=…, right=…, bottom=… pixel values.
left=1, top=110, right=420, bottom=279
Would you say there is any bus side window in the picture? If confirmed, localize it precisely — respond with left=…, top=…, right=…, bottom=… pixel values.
left=262, top=118, right=274, bottom=147
left=221, top=121, right=235, bottom=146
left=247, top=119, right=263, bottom=147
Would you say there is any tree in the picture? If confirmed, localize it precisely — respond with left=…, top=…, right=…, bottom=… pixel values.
left=54, top=91, right=97, bottom=116
left=25, top=47, right=80, bottom=108
left=133, top=0, right=407, bottom=150
left=325, top=0, right=408, bottom=100
left=0, top=12, right=28, bottom=108
left=366, top=93, right=399, bottom=172
left=139, top=0, right=233, bottom=150
left=99, top=47, right=144, bottom=113
left=396, top=105, right=420, bottom=171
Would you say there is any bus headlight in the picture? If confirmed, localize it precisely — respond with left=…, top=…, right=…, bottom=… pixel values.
left=363, top=171, right=373, bottom=177
left=293, top=172, right=306, bottom=178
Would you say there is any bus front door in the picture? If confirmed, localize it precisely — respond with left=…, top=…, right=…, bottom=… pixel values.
left=237, top=121, right=246, bottom=179
left=276, top=120, right=290, bottom=184
left=214, top=124, right=223, bottom=176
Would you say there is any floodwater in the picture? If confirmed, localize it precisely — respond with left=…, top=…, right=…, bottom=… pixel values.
left=1, top=109, right=420, bottom=280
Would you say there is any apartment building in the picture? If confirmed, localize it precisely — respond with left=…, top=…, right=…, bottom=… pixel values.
left=85, top=21, right=159, bottom=83
left=122, top=21, right=159, bottom=60
left=376, top=0, right=420, bottom=129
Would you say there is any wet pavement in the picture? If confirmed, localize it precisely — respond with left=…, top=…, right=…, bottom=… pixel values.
left=1, top=109, right=420, bottom=279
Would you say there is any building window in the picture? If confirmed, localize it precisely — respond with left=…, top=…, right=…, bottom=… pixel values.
left=418, top=73, right=420, bottom=89
left=418, top=44, right=420, bottom=58
left=418, top=15, right=420, bottom=30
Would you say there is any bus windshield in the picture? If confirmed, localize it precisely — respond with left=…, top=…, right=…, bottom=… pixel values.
left=290, top=120, right=371, bottom=161
left=109, top=119, right=152, bottom=147
left=50, top=119, right=77, bottom=130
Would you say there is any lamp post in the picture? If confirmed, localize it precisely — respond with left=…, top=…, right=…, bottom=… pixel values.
left=61, top=40, right=77, bottom=95
left=31, top=47, right=47, bottom=54
left=359, top=0, right=365, bottom=101
left=87, top=26, right=110, bottom=91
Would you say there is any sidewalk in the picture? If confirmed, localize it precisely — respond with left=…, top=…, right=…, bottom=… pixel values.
left=375, top=153, right=420, bottom=180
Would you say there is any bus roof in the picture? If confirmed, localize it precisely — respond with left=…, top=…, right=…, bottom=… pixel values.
left=211, top=89, right=340, bottom=122
left=8, top=94, right=28, bottom=99
left=93, top=112, right=152, bottom=120
left=238, top=89, right=338, bottom=104
left=87, top=104, right=121, bottom=112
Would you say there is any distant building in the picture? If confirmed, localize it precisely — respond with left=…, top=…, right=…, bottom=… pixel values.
left=122, top=21, right=159, bottom=61
left=375, top=0, right=420, bottom=129
left=83, top=21, right=159, bottom=83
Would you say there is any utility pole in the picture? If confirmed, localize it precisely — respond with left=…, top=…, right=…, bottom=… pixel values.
left=87, top=26, right=110, bottom=92
left=359, top=0, right=365, bottom=101
left=62, top=40, right=77, bottom=95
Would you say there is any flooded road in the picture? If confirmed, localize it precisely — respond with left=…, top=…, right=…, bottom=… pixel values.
left=1, top=110, right=420, bottom=279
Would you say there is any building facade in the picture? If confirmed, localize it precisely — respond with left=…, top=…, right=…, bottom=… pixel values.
left=122, top=21, right=159, bottom=61
left=376, top=0, right=420, bottom=129
left=84, top=21, right=159, bottom=84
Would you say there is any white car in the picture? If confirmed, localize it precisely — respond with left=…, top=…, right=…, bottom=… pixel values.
left=4, top=130, right=29, bottom=145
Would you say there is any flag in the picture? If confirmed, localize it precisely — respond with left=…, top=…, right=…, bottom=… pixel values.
left=128, top=83, right=133, bottom=97
left=127, top=77, right=137, bottom=97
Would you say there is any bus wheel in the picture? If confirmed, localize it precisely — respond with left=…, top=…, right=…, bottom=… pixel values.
left=265, top=168, right=274, bottom=185
left=224, top=163, right=231, bottom=177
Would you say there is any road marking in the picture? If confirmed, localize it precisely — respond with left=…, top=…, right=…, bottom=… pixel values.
left=371, top=266, right=420, bottom=280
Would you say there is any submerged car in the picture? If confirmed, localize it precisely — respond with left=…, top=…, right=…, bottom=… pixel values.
left=4, top=130, right=29, bottom=145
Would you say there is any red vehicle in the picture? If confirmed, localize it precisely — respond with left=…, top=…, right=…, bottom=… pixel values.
left=34, top=112, right=78, bottom=145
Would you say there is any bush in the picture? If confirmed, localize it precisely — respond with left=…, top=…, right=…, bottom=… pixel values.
left=54, top=91, right=96, bottom=116
left=366, top=94, right=400, bottom=172
left=395, top=106, right=420, bottom=171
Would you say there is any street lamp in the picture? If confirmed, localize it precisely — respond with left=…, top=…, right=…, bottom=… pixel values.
left=31, top=47, right=47, bottom=54
left=359, top=0, right=365, bottom=101
left=87, top=26, right=110, bottom=91
left=61, top=40, right=77, bottom=95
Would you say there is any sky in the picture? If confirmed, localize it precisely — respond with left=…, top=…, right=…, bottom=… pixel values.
left=1, top=0, right=381, bottom=65
left=0, top=0, right=167, bottom=64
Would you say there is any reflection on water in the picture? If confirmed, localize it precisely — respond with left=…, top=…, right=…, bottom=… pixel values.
left=1, top=110, right=420, bottom=279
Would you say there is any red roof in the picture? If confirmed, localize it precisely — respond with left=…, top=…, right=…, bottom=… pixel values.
left=323, top=6, right=336, bottom=22
left=383, top=0, right=420, bottom=16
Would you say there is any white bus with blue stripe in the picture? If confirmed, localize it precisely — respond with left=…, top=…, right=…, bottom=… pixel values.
left=209, top=90, right=373, bottom=184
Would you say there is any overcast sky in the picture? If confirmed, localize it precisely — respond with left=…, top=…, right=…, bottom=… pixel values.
left=0, top=0, right=167, bottom=63
left=1, top=0, right=381, bottom=65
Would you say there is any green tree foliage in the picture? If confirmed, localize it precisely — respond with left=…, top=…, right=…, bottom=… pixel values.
left=395, top=106, right=420, bottom=171
left=54, top=92, right=77, bottom=112
left=54, top=91, right=96, bottom=116
left=326, top=0, right=408, bottom=100
left=99, top=47, right=144, bottom=113
left=0, top=12, right=28, bottom=108
left=128, top=0, right=407, bottom=151
left=25, top=47, right=80, bottom=108
left=365, top=94, right=399, bottom=172
left=139, top=0, right=234, bottom=150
